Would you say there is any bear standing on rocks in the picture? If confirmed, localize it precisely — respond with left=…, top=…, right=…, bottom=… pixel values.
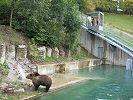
left=26, top=72, right=52, bottom=92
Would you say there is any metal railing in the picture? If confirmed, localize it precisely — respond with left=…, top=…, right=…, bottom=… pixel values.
left=82, top=25, right=133, bottom=57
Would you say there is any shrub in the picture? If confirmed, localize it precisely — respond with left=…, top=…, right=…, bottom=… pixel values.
left=0, top=63, right=9, bottom=76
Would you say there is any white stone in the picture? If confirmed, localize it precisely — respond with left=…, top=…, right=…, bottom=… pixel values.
left=46, top=47, right=52, bottom=57
left=18, top=45, right=26, bottom=48
left=14, top=88, right=25, bottom=92
left=38, top=46, right=46, bottom=58
left=16, top=45, right=27, bottom=61
left=6, top=45, right=16, bottom=63
left=52, top=47, right=59, bottom=58
left=0, top=43, right=6, bottom=64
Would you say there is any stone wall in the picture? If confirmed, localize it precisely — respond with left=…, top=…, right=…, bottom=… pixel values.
left=0, top=44, right=79, bottom=80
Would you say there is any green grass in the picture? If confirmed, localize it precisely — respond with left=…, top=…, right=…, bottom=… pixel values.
left=104, top=13, right=133, bottom=34
left=101, top=26, right=133, bottom=49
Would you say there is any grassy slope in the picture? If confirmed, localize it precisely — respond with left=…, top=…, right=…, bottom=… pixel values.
left=104, top=13, right=133, bottom=34
left=0, top=25, right=29, bottom=45
left=101, top=26, right=133, bottom=49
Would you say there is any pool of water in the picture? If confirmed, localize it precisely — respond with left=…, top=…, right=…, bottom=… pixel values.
left=32, top=65, right=133, bottom=100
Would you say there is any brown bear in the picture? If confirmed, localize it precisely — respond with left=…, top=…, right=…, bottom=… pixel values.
left=26, top=72, right=52, bottom=92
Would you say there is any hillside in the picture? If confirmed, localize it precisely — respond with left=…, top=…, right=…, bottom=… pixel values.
left=0, top=25, right=29, bottom=45
left=105, top=13, right=133, bottom=35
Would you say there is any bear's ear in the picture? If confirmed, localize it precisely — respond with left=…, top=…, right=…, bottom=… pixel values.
left=32, top=72, right=40, bottom=76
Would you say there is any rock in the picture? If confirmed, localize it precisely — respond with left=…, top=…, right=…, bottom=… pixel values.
left=19, top=58, right=31, bottom=71
left=0, top=43, right=6, bottom=64
left=24, top=84, right=34, bottom=92
left=75, top=47, right=81, bottom=54
left=6, top=45, right=16, bottom=66
left=14, top=88, right=25, bottom=92
left=55, top=64, right=65, bottom=73
left=59, top=49, right=65, bottom=57
left=7, top=61, right=27, bottom=80
left=16, top=45, right=27, bottom=61
left=38, top=46, right=46, bottom=59
left=52, top=47, right=59, bottom=58
left=28, top=64, right=38, bottom=73
left=0, top=83, right=8, bottom=89
left=65, top=50, right=71, bottom=57
left=0, top=83, right=14, bottom=93
left=46, top=47, right=52, bottom=57
left=7, top=67, right=18, bottom=81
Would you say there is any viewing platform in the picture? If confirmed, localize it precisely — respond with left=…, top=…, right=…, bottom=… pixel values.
left=82, top=11, right=133, bottom=57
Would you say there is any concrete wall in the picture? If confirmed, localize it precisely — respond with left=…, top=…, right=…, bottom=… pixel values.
left=80, top=28, right=132, bottom=66
left=37, top=59, right=102, bottom=75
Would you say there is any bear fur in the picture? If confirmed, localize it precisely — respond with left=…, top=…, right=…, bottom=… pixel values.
left=26, top=72, right=52, bottom=92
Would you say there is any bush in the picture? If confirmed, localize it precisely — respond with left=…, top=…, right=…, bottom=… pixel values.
left=0, top=3, right=10, bottom=25
left=0, top=63, right=9, bottom=76
left=121, top=0, right=133, bottom=14
left=95, top=0, right=117, bottom=12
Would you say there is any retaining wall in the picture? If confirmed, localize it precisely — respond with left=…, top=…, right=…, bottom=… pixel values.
left=80, top=28, right=132, bottom=66
left=37, top=59, right=102, bottom=75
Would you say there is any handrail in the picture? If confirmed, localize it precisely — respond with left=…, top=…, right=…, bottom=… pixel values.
left=81, top=25, right=133, bottom=57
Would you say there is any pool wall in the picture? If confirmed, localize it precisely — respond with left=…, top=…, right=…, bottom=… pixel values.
left=80, top=28, right=132, bottom=66
left=37, top=59, right=102, bottom=75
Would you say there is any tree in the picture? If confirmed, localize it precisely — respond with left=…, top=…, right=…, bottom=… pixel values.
left=10, top=0, right=16, bottom=29
left=0, top=0, right=81, bottom=50
left=63, top=0, right=81, bottom=50
left=84, top=0, right=96, bottom=13
left=13, top=0, right=50, bottom=36
left=0, top=0, right=10, bottom=25
left=95, top=0, right=117, bottom=12
left=123, top=0, right=133, bottom=14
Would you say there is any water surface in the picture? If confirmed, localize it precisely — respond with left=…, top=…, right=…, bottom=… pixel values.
left=32, top=65, right=133, bottom=100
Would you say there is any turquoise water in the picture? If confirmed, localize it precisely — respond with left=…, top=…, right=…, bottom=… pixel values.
left=32, top=65, right=133, bottom=100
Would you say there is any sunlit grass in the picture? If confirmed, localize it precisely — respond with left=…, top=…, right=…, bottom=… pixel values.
left=104, top=13, right=133, bottom=34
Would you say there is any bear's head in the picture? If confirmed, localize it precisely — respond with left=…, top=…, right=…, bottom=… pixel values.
left=26, top=72, right=40, bottom=80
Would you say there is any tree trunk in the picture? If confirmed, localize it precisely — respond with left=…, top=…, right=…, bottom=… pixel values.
left=10, top=8, right=13, bottom=30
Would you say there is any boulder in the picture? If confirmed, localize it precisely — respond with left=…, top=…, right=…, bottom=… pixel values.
left=59, top=49, right=65, bottom=57
left=6, top=45, right=16, bottom=67
left=37, top=46, right=46, bottom=59
left=0, top=43, right=6, bottom=64
left=46, top=47, right=52, bottom=57
left=0, top=83, right=14, bottom=93
left=23, top=83, right=34, bottom=92
left=52, top=47, right=59, bottom=58
left=16, top=45, right=27, bottom=61
left=55, top=64, right=65, bottom=73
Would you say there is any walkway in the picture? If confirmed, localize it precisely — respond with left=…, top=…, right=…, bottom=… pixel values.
left=82, top=25, right=133, bottom=57
left=100, top=26, right=133, bottom=51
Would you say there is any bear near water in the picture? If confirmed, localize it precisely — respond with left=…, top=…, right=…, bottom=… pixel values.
left=26, top=72, right=52, bottom=92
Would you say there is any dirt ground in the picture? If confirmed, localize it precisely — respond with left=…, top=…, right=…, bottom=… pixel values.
left=22, top=74, right=101, bottom=100
left=50, top=74, right=96, bottom=90
left=26, top=73, right=99, bottom=91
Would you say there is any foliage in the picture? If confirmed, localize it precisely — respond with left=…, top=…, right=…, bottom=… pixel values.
left=0, top=0, right=81, bottom=50
left=95, top=0, right=133, bottom=14
left=77, top=0, right=96, bottom=13
left=29, top=42, right=42, bottom=61
left=120, top=0, right=133, bottom=14
left=0, top=0, right=10, bottom=25
left=84, top=0, right=96, bottom=13
left=95, top=0, right=117, bottom=12
left=63, top=0, right=81, bottom=50
left=0, top=63, right=9, bottom=76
